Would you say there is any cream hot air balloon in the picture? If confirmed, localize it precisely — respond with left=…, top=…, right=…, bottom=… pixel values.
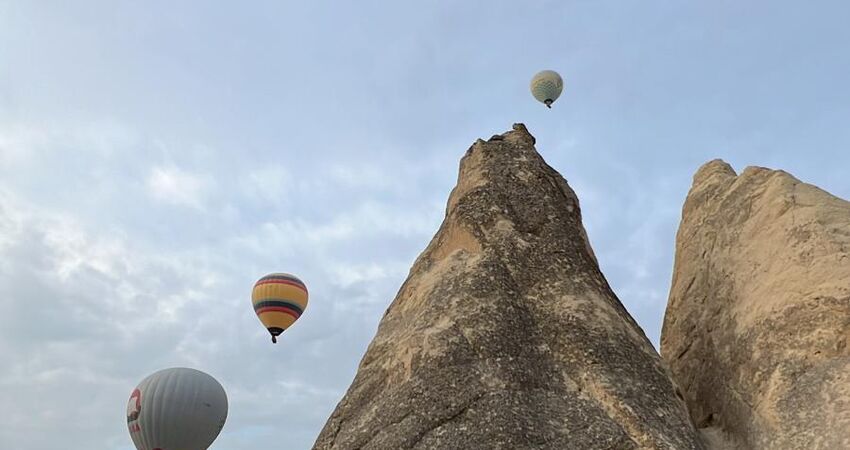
left=127, top=367, right=228, bottom=450
left=530, top=70, right=563, bottom=108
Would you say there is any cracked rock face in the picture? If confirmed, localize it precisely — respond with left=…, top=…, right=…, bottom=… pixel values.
left=661, top=160, right=850, bottom=449
left=312, top=124, right=703, bottom=450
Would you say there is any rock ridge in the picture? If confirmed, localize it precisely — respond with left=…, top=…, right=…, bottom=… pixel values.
left=662, top=159, right=850, bottom=449
left=313, top=124, right=704, bottom=450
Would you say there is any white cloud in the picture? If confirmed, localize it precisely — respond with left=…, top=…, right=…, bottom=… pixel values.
left=0, top=123, right=47, bottom=166
left=240, top=165, right=290, bottom=203
left=146, top=165, right=211, bottom=209
left=0, top=169, right=435, bottom=449
left=327, top=163, right=392, bottom=190
left=0, top=119, right=137, bottom=167
left=0, top=190, right=251, bottom=448
left=330, top=261, right=407, bottom=288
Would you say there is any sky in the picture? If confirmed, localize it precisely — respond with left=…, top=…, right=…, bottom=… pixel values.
left=2, top=1, right=849, bottom=449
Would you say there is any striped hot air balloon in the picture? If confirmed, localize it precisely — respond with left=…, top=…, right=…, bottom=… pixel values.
left=251, top=273, right=308, bottom=343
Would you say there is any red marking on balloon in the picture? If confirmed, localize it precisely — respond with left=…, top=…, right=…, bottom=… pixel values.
left=127, top=388, right=142, bottom=423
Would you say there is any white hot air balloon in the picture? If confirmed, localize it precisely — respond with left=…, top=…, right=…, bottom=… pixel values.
left=127, top=367, right=228, bottom=450
left=530, top=70, right=564, bottom=108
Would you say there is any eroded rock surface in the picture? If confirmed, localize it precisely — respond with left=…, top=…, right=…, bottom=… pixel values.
left=662, top=160, right=850, bottom=449
left=313, top=124, right=703, bottom=450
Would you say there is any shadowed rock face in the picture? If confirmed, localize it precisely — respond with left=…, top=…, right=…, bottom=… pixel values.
left=661, top=160, right=850, bottom=449
left=313, top=124, right=703, bottom=450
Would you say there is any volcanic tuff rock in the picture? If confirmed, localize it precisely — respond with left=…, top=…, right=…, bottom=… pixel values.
left=661, top=160, right=850, bottom=449
left=313, top=124, right=704, bottom=449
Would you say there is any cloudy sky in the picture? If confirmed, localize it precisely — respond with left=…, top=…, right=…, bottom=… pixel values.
left=2, top=1, right=849, bottom=449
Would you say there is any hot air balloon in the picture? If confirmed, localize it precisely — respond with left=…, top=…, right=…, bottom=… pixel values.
left=251, top=272, right=308, bottom=343
left=530, top=70, right=563, bottom=108
left=126, top=367, right=227, bottom=450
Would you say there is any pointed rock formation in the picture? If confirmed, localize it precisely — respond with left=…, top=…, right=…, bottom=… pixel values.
left=662, top=160, right=850, bottom=449
left=313, top=125, right=703, bottom=449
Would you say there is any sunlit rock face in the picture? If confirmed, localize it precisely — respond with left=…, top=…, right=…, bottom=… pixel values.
left=313, top=124, right=703, bottom=450
left=662, top=160, right=850, bottom=449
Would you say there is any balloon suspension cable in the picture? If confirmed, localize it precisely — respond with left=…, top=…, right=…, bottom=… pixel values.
left=545, top=99, right=553, bottom=108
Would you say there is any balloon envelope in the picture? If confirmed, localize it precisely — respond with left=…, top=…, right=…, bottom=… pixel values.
left=252, top=272, right=308, bottom=343
left=530, top=70, right=564, bottom=108
left=127, top=367, right=227, bottom=450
